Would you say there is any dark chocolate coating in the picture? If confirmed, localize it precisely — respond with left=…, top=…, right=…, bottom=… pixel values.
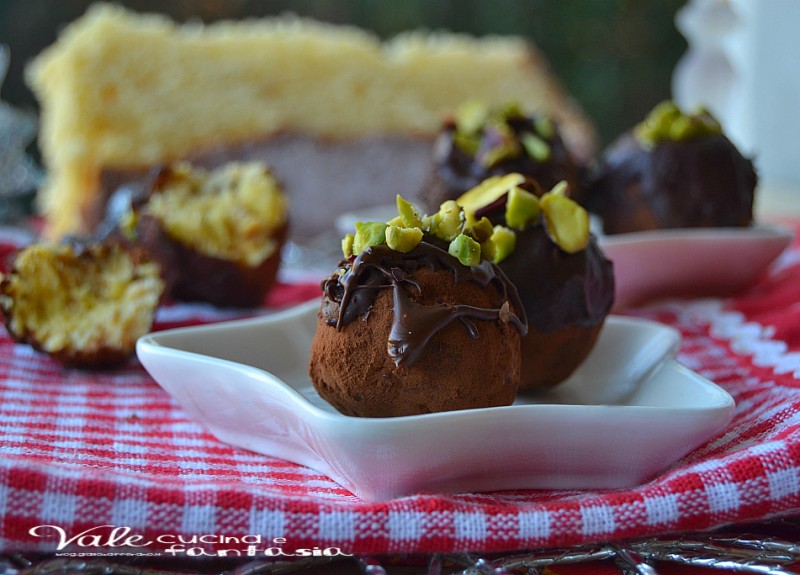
left=474, top=201, right=614, bottom=389
left=498, top=226, right=614, bottom=334
left=320, top=241, right=526, bottom=368
left=423, top=117, right=582, bottom=211
left=588, top=132, right=757, bottom=235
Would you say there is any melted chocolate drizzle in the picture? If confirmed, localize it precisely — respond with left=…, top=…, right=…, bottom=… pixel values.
left=321, top=241, right=527, bottom=368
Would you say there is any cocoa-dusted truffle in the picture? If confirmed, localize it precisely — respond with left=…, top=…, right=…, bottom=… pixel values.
left=458, top=174, right=615, bottom=390
left=588, top=101, right=757, bottom=235
left=309, top=198, right=527, bottom=417
left=423, top=101, right=583, bottom=212
left=122, top=161, right=288, bottom=307
left=0, top=242, right=164, bottom=368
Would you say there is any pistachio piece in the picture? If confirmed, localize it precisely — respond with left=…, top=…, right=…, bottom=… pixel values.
left=342, top=233, right=355, bottom=259
left=521, top=132, right=551, bottom=162
left=540, top=193, right=590, bottom=254
left=635, top=101, right=680, bottom=147
left=448, top=233, right=482, bottom=267
left=695, top=106, right=722, bottom=133
left=477, top=121, right=522, bottom=167
left=549, top=180, right=569, bottom=197
left=497, top=100, right=525, bottom=120
left=464, top=215, right=494, bottom=243
left=635, top=100, right=723, bottom=147
left=534, top=115, right=555, bottom=139
left=505, top=186, right=541, bottom=231
left=455, top=100, right=490, bottom=135
left=353, top=221, right=388, bottom=254
left=482, top=225, right=516, bottom=264
left=457, top=173, right=526, bottom=220
left=385, top=224, right=423, bottom=253
left=426, top=200, right=464, bottom=242
left=387, top=215, right=405, bottom=228
left=668, top=115, right=702, bottom=141
left=396, top=195, right=423, bottom=228
left=453, top=131, right=480, bottom=156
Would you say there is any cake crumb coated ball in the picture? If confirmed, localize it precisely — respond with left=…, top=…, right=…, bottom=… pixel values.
left=588, top=101, right=757, bottom=235
left=423, top=101, right=584, bottom=211
left=0, top=242, right=164, bottom=368
left=123, top=161, right=288, bottom=308
left=309, top=197, right=527, bottom=417
left=457, top=174, right=615, bottom=390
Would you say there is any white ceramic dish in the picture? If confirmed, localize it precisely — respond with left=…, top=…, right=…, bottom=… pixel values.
left=599, top=224, right=793, bottom=311
left=137, top=301, right=734, bottom=501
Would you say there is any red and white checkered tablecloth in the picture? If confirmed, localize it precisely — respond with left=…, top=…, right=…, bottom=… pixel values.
left=1, top=224, right=799, bottom=557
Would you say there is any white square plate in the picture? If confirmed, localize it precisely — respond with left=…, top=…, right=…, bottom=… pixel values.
left=137, top=300, right=734, bottom=501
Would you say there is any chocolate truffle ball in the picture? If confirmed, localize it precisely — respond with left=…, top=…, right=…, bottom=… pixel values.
left=423, top=102, right=583, bottom=212
left=497, top=225, right=614, bottom=389
left=587, top=101, right=757, bottom=235
left=460, top=175, right=615, bottom=390
left=309, top=203, right=527, bottom=417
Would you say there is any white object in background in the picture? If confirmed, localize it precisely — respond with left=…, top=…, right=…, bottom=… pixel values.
left=673, top=0, right=800, bottom=189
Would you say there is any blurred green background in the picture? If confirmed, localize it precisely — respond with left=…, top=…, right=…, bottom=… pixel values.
left=0, top=0, right=687, bottom=150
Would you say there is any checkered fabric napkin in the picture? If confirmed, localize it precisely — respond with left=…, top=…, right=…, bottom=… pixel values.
left=0, top=225, right=799, bottom=556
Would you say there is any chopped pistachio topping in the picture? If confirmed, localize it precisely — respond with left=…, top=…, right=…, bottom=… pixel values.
left=521, top=132, right=551, bottom=162
left=425, top=200, right=464, bottom=242
left=534, top=116, right=555, bottom=139
left=457, top=173, right=526, bottom=222
left=448, top=234, right=482, bottom=267
left=342, top=233, right=355, bottom=259
left=385, top=225, right=423, bottom=253
left=451, top=101, right=555, bottom=166
left=498, top=101, right=525, bottom=120
left=341, top=193, right=523, bottom=267
left=387, top=215, right=405, bottom=227
left=455, top=100, right=490, bottom=135
left=464, top=215, right=494, bottom=243
left=458, top=176, right=591, bottom=254
left=505, top=187, right=541, bottom=231
left=396, top=195, right=423, bottom=228
left=453, top=131, right=480, bottom=157
left=353, top=222, right=388, bottom=254
left=549, top=180, right=569, bottom=197
left=540, top=191, right=590, bottom=254
left=482, top=225, right=516, bottom=264
left=635, top=100, right=723, bottom=147
left=477, top=121, right=522, bottom=167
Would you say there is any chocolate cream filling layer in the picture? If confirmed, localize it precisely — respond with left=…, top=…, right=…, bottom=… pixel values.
left=98, top=132, right=434, bottom=241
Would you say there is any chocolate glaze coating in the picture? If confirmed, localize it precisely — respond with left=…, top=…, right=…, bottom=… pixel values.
left=501, top=225, right=613, bottom=389
left=588, top=132, right=757, bottom=235
left=423, top=118, right=582, bottom=211
left=497, top=225, right=613, bottom=334
left=475, top=200, right=615, bottom=389
left=310, top=241, right=526, bottom=417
